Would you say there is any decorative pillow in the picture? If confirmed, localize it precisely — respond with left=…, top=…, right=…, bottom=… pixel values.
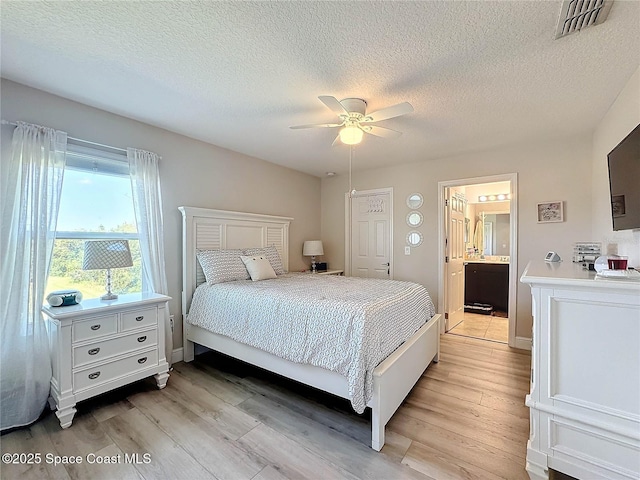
left=240, top=255, right=277, bottom=281
left=197, top=249, right=249, bottom=285
left=243, top=245, right=285, bottom=275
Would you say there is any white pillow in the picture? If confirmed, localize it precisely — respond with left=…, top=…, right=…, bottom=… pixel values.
left=243, top=245, right=285, bottom=275
left=240, top=255, right=277, bottom=281
left=197, top=249, right=249, bottom=285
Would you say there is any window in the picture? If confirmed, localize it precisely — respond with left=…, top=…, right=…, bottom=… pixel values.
left=46, top=143, right=142, bottom=299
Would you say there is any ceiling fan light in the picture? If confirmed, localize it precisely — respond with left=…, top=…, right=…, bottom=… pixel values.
left=340, top=126, right=363, bottom=145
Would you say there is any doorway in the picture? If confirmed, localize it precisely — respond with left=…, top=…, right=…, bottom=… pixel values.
left=438, top=174, right=518, bottom=346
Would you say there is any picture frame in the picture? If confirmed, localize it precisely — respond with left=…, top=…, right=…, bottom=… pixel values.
left=611, top=194, right=626, bottom=218
left=537, top=201, right=564, bottom=223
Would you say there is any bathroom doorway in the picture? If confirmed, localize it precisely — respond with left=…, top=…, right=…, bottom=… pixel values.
left=438, top=174, right=518, bottom=346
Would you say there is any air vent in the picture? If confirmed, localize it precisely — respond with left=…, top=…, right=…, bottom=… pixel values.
left=555, top=0, right=614, bottom=39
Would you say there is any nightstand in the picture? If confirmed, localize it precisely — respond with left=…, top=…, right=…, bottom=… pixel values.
left=317, top=269, right=344, bottom=275
left=42, top=292, right=171, bottom=428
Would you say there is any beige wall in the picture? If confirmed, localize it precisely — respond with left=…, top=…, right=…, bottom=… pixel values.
left=592, top=65, right=640, bottom=266
left=0, top=79, right=321, bottom=350
left=321, top=135, right=593, bottom=339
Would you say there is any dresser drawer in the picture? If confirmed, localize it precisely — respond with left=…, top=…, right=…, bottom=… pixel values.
left=121, top=307, right=157, bottom=331
left=73, top=314, right=118, bottom=342
left=73, top=328, right=158, bottom=368
left=73, top=349, right=158, bottom=392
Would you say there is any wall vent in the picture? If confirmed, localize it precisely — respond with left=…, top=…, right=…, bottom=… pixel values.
left=555, top=0, right=614, bottom=39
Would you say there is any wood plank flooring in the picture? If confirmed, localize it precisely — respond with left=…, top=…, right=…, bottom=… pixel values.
left=1, top=334, right=573, bottom=480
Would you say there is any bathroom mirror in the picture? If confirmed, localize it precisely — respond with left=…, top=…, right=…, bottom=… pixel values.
left=406, top=193, right=423, bottom=209
left=406, top=231, right=423, bottom=247
left=406, top=211, right=423, bottom=227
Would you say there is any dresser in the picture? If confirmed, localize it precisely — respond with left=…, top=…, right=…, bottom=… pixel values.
left=43, top=293, right=171, bottom=428
left=520, top=262, right=640, bottom=480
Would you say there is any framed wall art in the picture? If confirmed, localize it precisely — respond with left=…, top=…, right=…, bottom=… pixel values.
left=537, top=201, right=564, bottom=223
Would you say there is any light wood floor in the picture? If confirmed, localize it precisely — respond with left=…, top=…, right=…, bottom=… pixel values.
left=1, top=334, right=572, bottom=480
left=449, top=312, right=509, bottom=343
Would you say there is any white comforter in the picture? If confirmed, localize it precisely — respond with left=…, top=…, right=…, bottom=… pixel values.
left=187, top=273, right=436, bottom=413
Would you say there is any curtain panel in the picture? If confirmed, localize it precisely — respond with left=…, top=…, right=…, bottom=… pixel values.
left=127, top=148, right=172, bottom=365
left=0, top=122, right=67, bottom=430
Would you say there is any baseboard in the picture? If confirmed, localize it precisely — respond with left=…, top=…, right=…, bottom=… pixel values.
left=515, top=336, right=532, bottom=351
left=171, top=347, right=184, bottom=364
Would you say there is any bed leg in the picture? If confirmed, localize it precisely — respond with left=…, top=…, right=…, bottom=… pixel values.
left=371, top=409, right=384, bottom=451
left=183, top=339, right=195, bottom=362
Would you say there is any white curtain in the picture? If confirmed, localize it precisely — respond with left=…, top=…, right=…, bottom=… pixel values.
left=127, top=148, right=172, bottom=366
left=0, top=122, right=67, bottom=430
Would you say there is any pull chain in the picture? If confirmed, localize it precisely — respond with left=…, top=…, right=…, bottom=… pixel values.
left=349, top=145, right=356, bottom=197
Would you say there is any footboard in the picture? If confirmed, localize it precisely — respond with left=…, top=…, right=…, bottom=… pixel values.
left=370, top=313, right=441, bottom=451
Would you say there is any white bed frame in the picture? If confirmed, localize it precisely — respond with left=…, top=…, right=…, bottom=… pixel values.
left=179, top=206, right=441, bottom=451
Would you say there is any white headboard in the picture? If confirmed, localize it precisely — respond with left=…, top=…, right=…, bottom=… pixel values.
left=178, top=206, right=293, bottom=315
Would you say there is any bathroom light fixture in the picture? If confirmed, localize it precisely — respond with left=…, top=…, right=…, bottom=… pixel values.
left=478, top=193, right=510, bottom=203
left=339, top=125, right=363, bottom=145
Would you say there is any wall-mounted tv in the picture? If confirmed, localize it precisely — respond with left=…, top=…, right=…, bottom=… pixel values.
left=608, top=123, right=640, bottom=231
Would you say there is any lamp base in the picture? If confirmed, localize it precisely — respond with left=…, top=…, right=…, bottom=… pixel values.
left=101, top=292, right=118, bottom=301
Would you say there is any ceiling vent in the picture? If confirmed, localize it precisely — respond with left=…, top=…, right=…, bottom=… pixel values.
left=555, top=0, right=614, bottom=39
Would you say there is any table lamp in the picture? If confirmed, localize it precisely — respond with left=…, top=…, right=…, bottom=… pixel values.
left=303, top=240, right=324, bottom=273
left=83, top=240, right=133, bottom=300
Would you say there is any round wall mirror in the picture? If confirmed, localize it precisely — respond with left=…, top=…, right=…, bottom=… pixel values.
left=406, top=211, right=423, bottom=227
left=406, top=193, right=423, bottom=209
left=406, top=231, right=423, bottom=247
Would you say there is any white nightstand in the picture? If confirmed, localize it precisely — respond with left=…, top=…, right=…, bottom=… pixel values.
left=317, top=269, right=344, bottom=275
left=42, top=292, right=171, bottom=428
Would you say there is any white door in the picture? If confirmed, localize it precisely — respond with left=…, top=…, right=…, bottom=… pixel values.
left=350, top=191, right=391, bottom=278
left=445, top=187, right=465, bottom=331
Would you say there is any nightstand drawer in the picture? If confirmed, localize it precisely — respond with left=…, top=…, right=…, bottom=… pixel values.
left=73, top=328, right=158, bottom=368
left=73, top=315, right=118, bottom=342
left=121, top=308, right=157, bottom=331
left=73, top=349, right=159, bottom=392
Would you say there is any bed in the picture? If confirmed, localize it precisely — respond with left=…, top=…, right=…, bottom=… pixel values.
left=179, top=206, right=441, bottom=451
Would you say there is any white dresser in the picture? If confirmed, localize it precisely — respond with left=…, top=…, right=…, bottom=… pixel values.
left=43, top=292, right=171, bottom=428
left=520, top=262, right=640, bottom=480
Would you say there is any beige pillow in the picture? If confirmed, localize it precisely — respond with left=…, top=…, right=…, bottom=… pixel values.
left=243, top=245, right=286, bottom=275
left=240, top=255, right=277, bottom=281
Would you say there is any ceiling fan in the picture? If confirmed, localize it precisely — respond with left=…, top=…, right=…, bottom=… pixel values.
left=290, top=96, right=413, bottom=146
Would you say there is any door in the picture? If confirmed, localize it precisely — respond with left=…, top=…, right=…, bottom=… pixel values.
left=350, top=191, right=391, bottom=278
left=445, top=187, right=465, bottom=331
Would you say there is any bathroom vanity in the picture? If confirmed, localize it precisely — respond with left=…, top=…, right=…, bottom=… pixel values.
left=464, top=259, right=509, bottom=312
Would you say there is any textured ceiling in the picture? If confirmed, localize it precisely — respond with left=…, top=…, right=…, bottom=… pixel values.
left=1, top=1, right=639, bottom=177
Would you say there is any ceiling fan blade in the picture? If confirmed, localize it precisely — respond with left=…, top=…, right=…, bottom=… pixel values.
left=318, top=96, right=349, bottom=116
left=290, top=123, right=342, bottom=129
left=362, top=125, right=403, bottom=139
left=362, top=102, right=413, bottom=123
left=331, top=134, right=342, bottom=146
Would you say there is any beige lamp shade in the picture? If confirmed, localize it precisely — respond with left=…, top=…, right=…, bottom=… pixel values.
left=83, top=240, right=133, bottom=270
left=303, top=240, right=324, bottom=256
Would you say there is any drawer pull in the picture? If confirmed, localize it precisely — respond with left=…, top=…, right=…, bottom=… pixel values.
left=88, top=372, right=101, bottom=380
left=137, top=336, right=147, bottom=343
left=90, top=324, right=101, bottom=331
left=135, top=316, right=144, bottom=322
left=88, top=348, right=100, bottom=356
left=137, top=357, right=147, bottom=364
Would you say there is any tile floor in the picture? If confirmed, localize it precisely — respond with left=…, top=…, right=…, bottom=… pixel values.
left=448, top=311, right=509, bottom=343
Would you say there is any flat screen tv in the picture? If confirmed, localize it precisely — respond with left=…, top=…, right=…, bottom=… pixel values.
left=607, top=123, right=640, bottom=231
